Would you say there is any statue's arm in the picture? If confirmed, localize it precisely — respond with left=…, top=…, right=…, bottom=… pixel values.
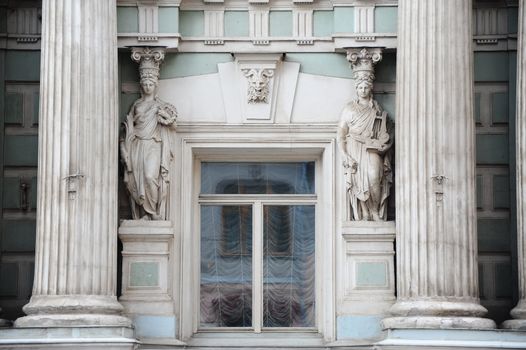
left=337, top=119, right=348, bottom=157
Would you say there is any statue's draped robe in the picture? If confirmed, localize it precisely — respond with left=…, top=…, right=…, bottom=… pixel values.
left=342, top=100, right=392, bottom=220
left=122, top=98, right=172, bottom=219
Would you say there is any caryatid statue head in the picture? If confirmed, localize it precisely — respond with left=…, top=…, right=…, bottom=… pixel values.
left=131, top=47, right=165, bottom=96
left=347, top=48, right=382, bottom=101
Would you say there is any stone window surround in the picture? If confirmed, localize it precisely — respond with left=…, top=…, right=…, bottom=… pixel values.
left=177, top=135, right=336, bottom=344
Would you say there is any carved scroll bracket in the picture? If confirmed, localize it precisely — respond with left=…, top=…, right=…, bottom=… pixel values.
left=234, top=53, right=283, bottom=122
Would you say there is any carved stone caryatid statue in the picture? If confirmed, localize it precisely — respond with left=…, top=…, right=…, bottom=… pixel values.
left=120, top=47, right=177, bottom=220
left=337, top=48, right=393, bottom=221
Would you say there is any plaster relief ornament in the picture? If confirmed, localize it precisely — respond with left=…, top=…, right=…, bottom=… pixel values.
left=337, top=48, right=393, bottom=221
left=242, top=68, right=274, bottom=103
left=120, top=47, right=177, bottom=220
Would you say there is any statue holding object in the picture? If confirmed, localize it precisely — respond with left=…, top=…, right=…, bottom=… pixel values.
left=120, top=47, right=177, bottom=220
left=337, top=48, right=393, bottom=221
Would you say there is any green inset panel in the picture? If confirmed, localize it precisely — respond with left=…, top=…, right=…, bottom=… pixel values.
left=355, top=262, right=387, bottom=287
left=159, top=7, right=179, bottom=33
left=224, top=11, right=249, bottom=37
left=474, top=52, right=509, bottom=82
left=117, top=6, right=139, bottom=33
left=478, top=218, right=510, bottom=252
left=4, top=135, right=38, bottom=166
left=3, top=177, right=20, bottom=209
left=476, top=134, right=509, bottom=165
left=476, top=175, right=483, bottom=209
left=493, top=175, right=510, bottom=210
left=0, top=263, right=18, bottom=297
left=286, top=53, right=352, bottom=78
left=508, top=7, right=518, bottom=34
left=30, top=177, right=37, bottom=209
left=2, top=220, right=36, bottom=252
left=491, top=92, right=508, bottom=124
left=33, top=90, right=39, bottom=125
left=334, top=7, right=354, bottom=33
left=495, top=263, right=512, bottom=298
left=375, top=52, right=396, bottom=83
left=478, top=264, right=485, bottom=299
left=179, top=11, right=204, bottom=36
left=313, top=10, right=333, bottom=37
left=474, top=93, right=481, bottom=124
left=374, top=94, right=395, bottom=120
left=161, top=53, right=233, bottom=78
left=6, top=51, right=40, bottom=82
left=130, top=262, right=159, bottom=287
left=5, top=92, right=23, bottom=124
left=269, top=11, right=292, bottom=37
left=375, top=7, right=397, bottom=33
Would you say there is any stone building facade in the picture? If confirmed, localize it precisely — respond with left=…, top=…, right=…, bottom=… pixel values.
left=0, top=0, right=525, bottom=349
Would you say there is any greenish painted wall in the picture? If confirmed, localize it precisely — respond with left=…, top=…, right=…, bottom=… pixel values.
left=313, top=10, right=334, bottom=37
left=476, top=175, right=483, bottom=208
left=224, top=11, right=249, bottom=37
left=474, top=52, right=509, bottom=82
left=179, top=11, right=204, bottom=36
left=374, top=7, right=397, bottom=33
left=117, top=7, right=139, bottom=33
left=493, top=175, right=510, bottom=209
left=158, top=7, right=179, bottom=33
left=4, top=135, right=38, bottom=166
left=5, top=92, right=23, bottom=124
left=334, top=7, right=354, bottom=33
left=269, top=11, right=292, bottom=37
left=161, top=53, right=233, bottom=78
left=508, top=7, right=518, bottom=34
left=2, top=220, right=35, bottom=252
left=478, top=218, right=510, bottom=252
left=0, top=263, right=17, bottom=296
left=492, top=92, right=508, bottom=124
left=476, top=134, right=509, bottom=165
left=285, top=53, right=352, bottom=78
left=0, top=6, right=6, bottom=33
left=5, top=51, right=40, bottom=81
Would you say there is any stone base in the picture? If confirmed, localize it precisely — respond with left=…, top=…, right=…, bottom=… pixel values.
left=0, top=326, right=136, bottom=350
left=502, top=319, right=526, bottom=330
left=15, top=295, right=132, bottom=328
left=502, top=299, right=526, bottom=328
left=382, top=316, right=496, bottom=330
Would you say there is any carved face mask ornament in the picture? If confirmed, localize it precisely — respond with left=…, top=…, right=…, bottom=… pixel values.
left=243, top=68, right=274, bottom=103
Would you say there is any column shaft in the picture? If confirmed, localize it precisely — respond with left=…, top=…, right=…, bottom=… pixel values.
left=503, top=0, right=526, bottom=330
left=383, top=0, right=494, bottom=329
left=15, top=0, right=130, bottom=327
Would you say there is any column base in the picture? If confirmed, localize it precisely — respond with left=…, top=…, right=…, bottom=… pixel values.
left=15, top=295, right=132, bottom=328
left=502, top=299, right=526, bottom=329
left=382, top=300, right=496, bottom=329
left=382, top=316, right=496, bottom=330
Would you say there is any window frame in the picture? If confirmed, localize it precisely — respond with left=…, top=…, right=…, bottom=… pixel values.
left=198, top=192, right=317, bottom=332
left=178, top=139, right=336, bottom=344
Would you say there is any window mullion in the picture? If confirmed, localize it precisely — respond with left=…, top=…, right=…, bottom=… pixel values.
left=253, top=201, right=263, bottom=333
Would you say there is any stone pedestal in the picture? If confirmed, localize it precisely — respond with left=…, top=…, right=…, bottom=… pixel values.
left=119, top=220, right=175, bottom=315
left=340, top=221, right=395, bottom=315
left=14, top=0, right=130, bottom=328
left=382, top=0, right=494, bottom=330
left=502, top=0, right=526, bottom=331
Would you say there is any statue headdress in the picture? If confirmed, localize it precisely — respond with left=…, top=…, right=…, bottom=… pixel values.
left=131, top=47, right=166, bottom=83
left=347, top=48, right=382, bottom=85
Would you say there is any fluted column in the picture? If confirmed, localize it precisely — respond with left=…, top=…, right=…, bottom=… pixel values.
left=502, top=0, right=526, bottom=331
left=382, top=0, right=495, bottom=329
left=14, top=0, right=130, bottom=327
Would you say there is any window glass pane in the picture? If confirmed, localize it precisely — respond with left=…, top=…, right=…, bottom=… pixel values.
left=200, top=205, right=253, bottom=327
left=263, top=205, right=315, bottom=327
left=201, top=162, right=315, bottom=195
